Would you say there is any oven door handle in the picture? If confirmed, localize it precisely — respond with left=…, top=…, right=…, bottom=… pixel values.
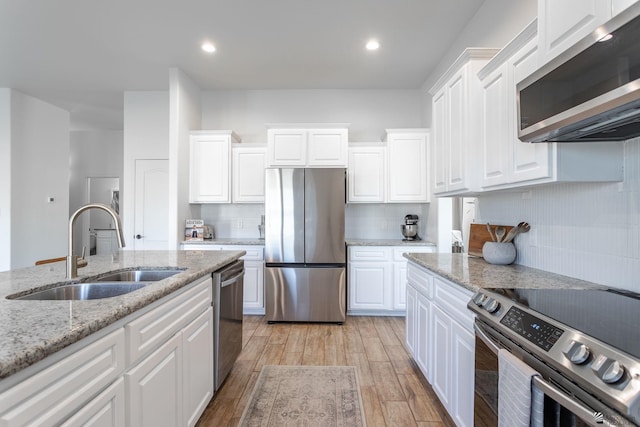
left=474, top=322, right=501, bottom=355
left=532, top=376, right=609, bottom=427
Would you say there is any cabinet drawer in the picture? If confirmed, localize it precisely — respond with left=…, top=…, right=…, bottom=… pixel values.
left=126, top=276, right=212, bottom=366
left=407, top=263, right=433, bottom=299
left=392, top=246, right=435, bottom=261
left=348, top=246, right=390, bottom=262
left=0, top=329, right=125, bottom=426
left=219, top=245, right=263, bottom=261
left=433, top=277, right=474, bottom=331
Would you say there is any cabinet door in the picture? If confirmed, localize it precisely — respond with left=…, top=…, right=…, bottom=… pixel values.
left=307, top=129, right=348, bottom=167
left=387, top=132, right=429, bottom=202
left=267, top=129, right=306, bottom=166
left=509, top=37, right=551, bottom=183
left=432, top=88, right=448, bottom=193
left=190, top=135, right=231, bottom=203
left=232, top=146, right=266, bottom=203
left=393, top=262, right=408, bottom=310
left=451, top=322, right=475, bottom=427
left=431, top=305, right=451, bottom=408
left=447, top=69, right=468, bottom=192
left=480, top=64, right=510, bottom=188
left=242, top=260, right=265, bottom=314
left=183, top=308, right=214, bottom=427
left=61, top=378, right=125, bottom=427
left=539, top=0, right=611, bottom=64
left=405, top=285, right=417, bottom=355
left=415, top=292, right=432, bottom=382
left=612, top=0, right=638, bottom=15
left=126, top=333, right=183, bottom=427
left=348, top=262, right=392, bottom=311
left=347, top=146, right=385, bottom=203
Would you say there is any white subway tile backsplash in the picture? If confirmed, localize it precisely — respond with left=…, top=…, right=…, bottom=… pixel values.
left=476, top=138, right=640, bottom=293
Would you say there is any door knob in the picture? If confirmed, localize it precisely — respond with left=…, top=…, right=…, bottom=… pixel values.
left=135, top=234, right=143, bottom=239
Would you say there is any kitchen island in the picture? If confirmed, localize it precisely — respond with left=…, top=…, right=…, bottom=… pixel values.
left=0, top=250, right=244, bottom=427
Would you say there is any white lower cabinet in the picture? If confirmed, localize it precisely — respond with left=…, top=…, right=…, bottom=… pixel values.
left=0, top=274, right=216, bottom=427
left=348, top=245, right=436, bottom=315
left=181, top=244, right=265, bottom=314
left=405, top=262, right=474, bottom=427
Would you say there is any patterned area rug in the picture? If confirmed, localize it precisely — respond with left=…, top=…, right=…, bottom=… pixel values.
left=239, top=365, right=366, bottom=427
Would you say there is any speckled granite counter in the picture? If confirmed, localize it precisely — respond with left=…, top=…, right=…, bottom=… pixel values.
left=346, top=239, right=437, bottom=247
left=0, top=250, right=244, bottom=380
left=181, top=238, right=265, bottom=246
left=403, top=253, right=606, bottom=293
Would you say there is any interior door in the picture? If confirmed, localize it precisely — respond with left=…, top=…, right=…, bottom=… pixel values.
left=134, top=159, right=169, bottom=250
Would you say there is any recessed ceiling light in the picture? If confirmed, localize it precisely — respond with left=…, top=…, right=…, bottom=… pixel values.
left=201, top=42, right=216, bottom=53
left=598, top=33, right=613, bottom=42
left=366, top=40, right=380, bottom=51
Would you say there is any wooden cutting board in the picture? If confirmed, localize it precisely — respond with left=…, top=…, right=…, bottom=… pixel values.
left=468, top=223, right=514, bottom=257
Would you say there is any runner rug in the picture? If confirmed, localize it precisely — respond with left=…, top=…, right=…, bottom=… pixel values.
left=238, top=365, right=367, bottom=426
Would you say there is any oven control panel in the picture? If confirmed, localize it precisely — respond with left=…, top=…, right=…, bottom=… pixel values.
left=500, top=307, right=564, bottom=351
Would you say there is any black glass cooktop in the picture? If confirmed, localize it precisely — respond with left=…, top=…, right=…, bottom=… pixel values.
left=488, top=288, right=640, bottom=359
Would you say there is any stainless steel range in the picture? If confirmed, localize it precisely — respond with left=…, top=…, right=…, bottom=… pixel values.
left=468, top=287, right=640, bottom=426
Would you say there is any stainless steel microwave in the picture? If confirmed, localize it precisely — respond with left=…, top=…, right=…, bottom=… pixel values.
left=517, top=3, right=640, bottom=143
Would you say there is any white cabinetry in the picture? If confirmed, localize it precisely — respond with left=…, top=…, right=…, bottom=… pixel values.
left=478, top=21, right=624, bottom=192
left=430, top=49, right=499, bottom=196
left=347, top=145, right=385, bottom=203
left=189, top=131, right=240, bottom=203
left=232, top=146, right=266, bottom=203
left=267, top=126, right=348, bottom=167
left=348, top=245, right=435, bottom=315
left=538, top=0, right=611, bottom=65
left=95, top=229, right=120, bottom=255
left=181, top=244, right=265, bottom=314
left=405, top=262, right=474, bottom=427
left=385, top=129, right=430, bottom=203
left=612, top=0, right=639, bottom=14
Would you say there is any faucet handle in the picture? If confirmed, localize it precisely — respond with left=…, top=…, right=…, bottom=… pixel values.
left=77, top=246, right=88, bottom=268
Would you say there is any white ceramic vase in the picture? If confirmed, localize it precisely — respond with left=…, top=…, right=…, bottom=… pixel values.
left=482, top=242, right=516, bottom=265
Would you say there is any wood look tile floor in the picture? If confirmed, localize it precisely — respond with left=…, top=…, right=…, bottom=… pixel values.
left=196, top=316, right=455, bottom=427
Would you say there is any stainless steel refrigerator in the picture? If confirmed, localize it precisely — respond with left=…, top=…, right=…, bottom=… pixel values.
left=264, top=168, right=346, bottom=323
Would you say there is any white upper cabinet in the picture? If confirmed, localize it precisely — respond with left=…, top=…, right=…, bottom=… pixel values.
left=189, top=131, right=240, bottom=203
left=477, top=21, right=624, bottom=191
left=612, top=0, right=639, bottom=15
left=430, top=49, right=500, bottom=196
left=385, top=129, right=430, bottom=203
left=232, top=146, right=266, bottom=203
left=538, top=0, right=611, bottom=65
left=347, top=145, right=385, bottom=203
left=266, top=125, right=348, bottom=167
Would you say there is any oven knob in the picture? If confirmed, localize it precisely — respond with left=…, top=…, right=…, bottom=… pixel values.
left=563, top=341, right=591, bottom=365
left=484, top=298, right=501, bottom=313
left=602, top=361, right=625, bottom=384
left=472, top=293, right=487, bottom=306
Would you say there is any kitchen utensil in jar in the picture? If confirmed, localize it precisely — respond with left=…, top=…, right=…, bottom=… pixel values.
left=503, top=221, right=530, bottom=243
left=486, top=223, right=496, bottom=242
left=495, top=226, right=506, bottom=243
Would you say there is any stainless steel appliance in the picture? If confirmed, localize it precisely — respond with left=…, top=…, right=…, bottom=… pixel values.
left=213, top=259, right=244, bottom=391
left=469, top=287, right=640, bottom=426
left=401, top=214, right=421, bottom=241
left=264, top=168, right=346, bottom=323
left=518, top=3, right=640, bottom=142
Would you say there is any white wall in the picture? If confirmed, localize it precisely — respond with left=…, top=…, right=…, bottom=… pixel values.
left=122, top=91, right=169, bottom=247
left=0, top=89, right=11, bottom=271
left=69, top=130, right=124, bottom=254
left=8, top=90, right=70, bottom=268
left=201, top=89, right=423, bottom=143
left=476, top=138, right=640, bottom=292
left=169, top=69, right=201, bottom=249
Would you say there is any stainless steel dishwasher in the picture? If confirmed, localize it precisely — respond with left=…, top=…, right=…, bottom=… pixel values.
left=212, top=259, right=244, bottom=391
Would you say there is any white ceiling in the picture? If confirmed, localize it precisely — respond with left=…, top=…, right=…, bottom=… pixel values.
left=0, top=0, right=485, bottom=130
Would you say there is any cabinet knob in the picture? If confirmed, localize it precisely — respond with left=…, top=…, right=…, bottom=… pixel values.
left=135, top=234, right=143, bottom=239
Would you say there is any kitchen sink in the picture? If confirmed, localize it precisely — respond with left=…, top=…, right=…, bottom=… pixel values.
left=94, top=268, right=183, bottom=283
left=11, top=282, right=151, bottom=301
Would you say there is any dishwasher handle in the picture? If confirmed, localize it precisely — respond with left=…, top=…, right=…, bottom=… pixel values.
left=221, top=270, right=244, bottom=288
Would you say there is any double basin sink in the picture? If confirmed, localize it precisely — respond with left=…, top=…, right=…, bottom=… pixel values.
left=9, top=269, right=184, bottom=301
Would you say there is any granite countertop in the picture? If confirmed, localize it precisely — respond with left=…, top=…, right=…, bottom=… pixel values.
left=403, top=253, right=606, bottom=293
left=0, top=250, right=244, bottom=380
left=181, top=238, right=265, bottom=246
left=346, top=239, right=437, bottom=247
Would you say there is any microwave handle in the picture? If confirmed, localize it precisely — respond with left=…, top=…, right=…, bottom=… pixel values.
left=474, top=322, right=501, bottom=355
